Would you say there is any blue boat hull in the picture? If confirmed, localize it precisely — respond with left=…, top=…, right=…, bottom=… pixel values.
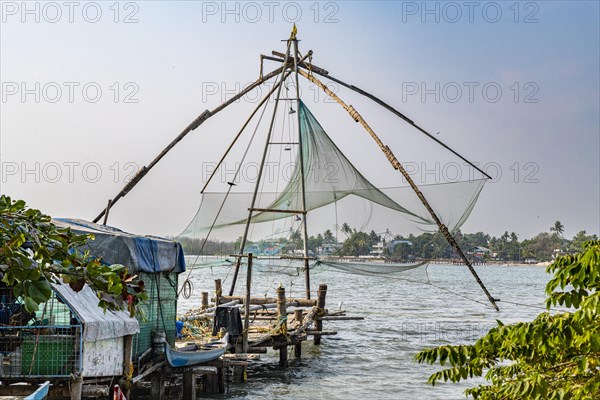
left=24, top=381, right=50, bottom=400
left=164, top=334, right=228, bottom=368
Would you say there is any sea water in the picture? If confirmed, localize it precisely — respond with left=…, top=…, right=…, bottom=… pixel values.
left=178, top=259, right=550, bottom=400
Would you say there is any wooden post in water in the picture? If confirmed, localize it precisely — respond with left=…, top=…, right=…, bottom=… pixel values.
left=279, top=344, right=289, bottom=368
left=277, top=286, right=288, bottom=367
left=314, top=284, right=328, bottom=345
left=294, top=309, right=303, bottom=358
left=183, top=369, right=196, bottom=400
left=243, top=254, right=253, bottom=353
left=277, top=286, right=287, bottom=335
left=215, top=279, right=222, bottom=307
left=70, top=375, right=83, bottom=400
left=151, top=371, right=165, bottom=400
left=120, top=334, right=133, bottom=399
left=294, top=309, right=303, bottom=326
left=203, top=373, right=219, bottom=394
left=201, top=292, right=209, bottom=310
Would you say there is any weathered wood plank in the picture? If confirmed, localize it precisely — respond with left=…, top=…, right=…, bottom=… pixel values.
left=317, top=316, right=364, bottom=321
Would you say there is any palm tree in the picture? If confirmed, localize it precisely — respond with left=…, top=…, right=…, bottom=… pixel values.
left=341, top=222, right=352, bottom=238
left=289, top=229, right=302, bottom=249
left=550, top=220, right=564, bottom=236
left=323, top=229, right=335, bottom=244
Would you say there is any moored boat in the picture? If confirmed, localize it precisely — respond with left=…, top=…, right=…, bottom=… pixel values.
left=163, top=334, right=229, bottom=368
left=23, top=381, right=50, bottom=400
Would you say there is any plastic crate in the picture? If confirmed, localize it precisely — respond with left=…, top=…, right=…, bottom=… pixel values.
left=21, top=334, right=74, bottom=376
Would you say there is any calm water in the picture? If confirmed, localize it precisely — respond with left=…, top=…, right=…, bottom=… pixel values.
left=178, top=259, right=551, bottom=400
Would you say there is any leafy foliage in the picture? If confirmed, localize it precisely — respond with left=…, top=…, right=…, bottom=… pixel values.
left=177, top=220, right=597, bottom=262
left=0, top=195, right=147, bottom=316
left=339, top=231, right=374, bottom=256
left=551, top=220, right=565, bottom=236
left=415, top=240, right=600, bottom=399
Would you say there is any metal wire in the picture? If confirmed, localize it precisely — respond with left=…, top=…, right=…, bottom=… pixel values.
left=0, top=286, right=82, bottom=378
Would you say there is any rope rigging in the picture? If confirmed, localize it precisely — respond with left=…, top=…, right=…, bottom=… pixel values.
left=104, top=29, right=502, bottom=312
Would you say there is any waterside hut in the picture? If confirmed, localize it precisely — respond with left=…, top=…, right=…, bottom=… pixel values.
left=0, top=218, right=186, bottom=398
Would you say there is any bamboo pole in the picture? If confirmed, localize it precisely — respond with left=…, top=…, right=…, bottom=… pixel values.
left=200, top=52, right=311, bottom=194
left=299, top=70, right=499, bottom=312
left=292, top=59, right=492, bottom=180
left=293, top=38, right=312, bottom=300
left=229, top=37, right=294, bottom=297
left=200, top=70, right=291, bottom=194
left=102, top=199, right=112, bottom=225
left=219, top=295, right=316, bottom=307
left=92, top=66, right=286, bottom=223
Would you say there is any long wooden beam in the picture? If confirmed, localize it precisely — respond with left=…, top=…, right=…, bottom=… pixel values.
left=229, top=41, right=293, bottom=297
left=92, top=66, right=285, bottom=223
left=220, top=295, right=317, bottom=307
left=200, top=70, right=292, bottom=194
left=264, top=51, right=492, bottom=181
left=201, top=52, right=311, bottom=194
left=299, top=69, right=499, bottom=311
left=293, top=39, right=313, bottom=301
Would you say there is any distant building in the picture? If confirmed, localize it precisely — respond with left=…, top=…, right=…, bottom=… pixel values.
left=320, top=243, right=340, bottom=256
left=370, top=241, right=386, bottom=257
left=468, top=246, right=490, bottom=262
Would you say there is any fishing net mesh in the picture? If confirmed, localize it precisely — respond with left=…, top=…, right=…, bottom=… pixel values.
left=178, top=101, right=485, bottom=242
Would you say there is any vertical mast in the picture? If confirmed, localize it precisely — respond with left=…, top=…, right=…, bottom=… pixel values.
left=228, top=39, right=293, bottom=296
left=293, top=28, right=312, bottom=300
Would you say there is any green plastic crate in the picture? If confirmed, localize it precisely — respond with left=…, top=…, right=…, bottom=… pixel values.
left=21, top=335, right=74, bottom=376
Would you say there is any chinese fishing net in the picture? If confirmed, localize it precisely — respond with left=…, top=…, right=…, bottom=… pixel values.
left=177, top=97, right=486, bottom=297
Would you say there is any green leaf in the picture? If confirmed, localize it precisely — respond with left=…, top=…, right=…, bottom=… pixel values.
left=24, top=296, right=39, bottom=312
left=415, top=241, right=600, bottom=400
left=27, top=278, right=52, bottom=304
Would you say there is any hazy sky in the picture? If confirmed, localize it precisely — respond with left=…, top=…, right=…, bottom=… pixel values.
left=1, top=1, right=598, bottom=240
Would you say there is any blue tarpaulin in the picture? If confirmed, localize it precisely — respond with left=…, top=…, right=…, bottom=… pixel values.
left=52, top=218, right=185, bottom=274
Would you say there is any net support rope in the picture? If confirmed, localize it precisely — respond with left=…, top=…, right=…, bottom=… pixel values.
left=298, top=69, right=500, bottom=311
left=177, top=74, right=285, bottom=296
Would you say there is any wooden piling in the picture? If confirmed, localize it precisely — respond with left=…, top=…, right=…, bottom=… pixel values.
left=279, top=345, right=289, bottom=367
left=201, top=292, right=209, bottom=309
left=314, top=284, right=328, bottom=345
left=294, top=309, right=303, bottom=357
left=70, top=375, right=83, bottom=400
left=215, top=279, right=222, bottom=307
left=243, top=253, right=253, bottom=353
left=294, top=342, right=302, bottom=358
left=183, top=369, right=196, bottom=400
left=121, top=334, right=133, bottom=399
left=277, top=286, right=287, bottom=335
left=203, top=373, right=218, bottom=394
left=151, top=371, right=165, bottom=400
left=276, top=286, right=288, bottom=367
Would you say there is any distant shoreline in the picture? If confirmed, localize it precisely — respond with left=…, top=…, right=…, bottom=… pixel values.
left=182, top=254, right=551, bottom=267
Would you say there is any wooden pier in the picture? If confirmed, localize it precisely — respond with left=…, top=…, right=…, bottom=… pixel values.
left=127, top=253, right=362, bottom=399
